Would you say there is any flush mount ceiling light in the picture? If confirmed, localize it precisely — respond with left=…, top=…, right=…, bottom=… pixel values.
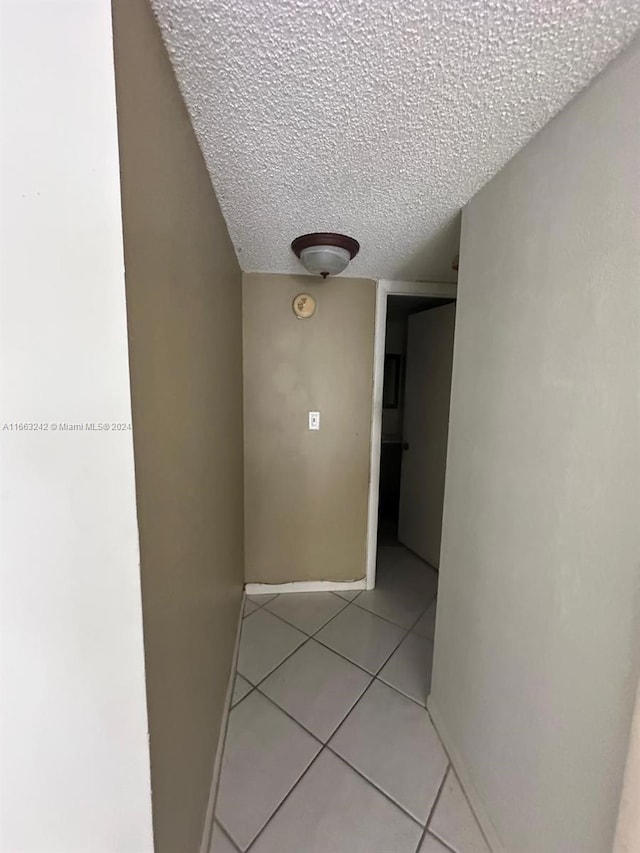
left=291, top=232, right=360, bottom=278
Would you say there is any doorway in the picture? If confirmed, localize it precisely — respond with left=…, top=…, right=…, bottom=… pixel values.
left=366, top=280, right=458, bottom=589
left=378, top=295, right=455, bottom=548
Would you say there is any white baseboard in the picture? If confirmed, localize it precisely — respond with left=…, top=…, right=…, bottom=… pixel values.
left=200, top=594, right=244, bottom=853
left=245, top=579, right=366, bottom=595
left=427, top=696, right=505, bottom=853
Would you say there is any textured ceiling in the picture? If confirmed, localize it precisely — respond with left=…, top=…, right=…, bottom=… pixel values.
left=151, top=0, right=640, bottom=281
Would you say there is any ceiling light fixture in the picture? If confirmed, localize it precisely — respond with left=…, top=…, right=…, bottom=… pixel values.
left=291, top=232, right=360, bottom=278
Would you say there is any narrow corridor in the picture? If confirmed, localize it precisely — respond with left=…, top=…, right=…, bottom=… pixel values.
left=212, top=546, right=489, bottom=853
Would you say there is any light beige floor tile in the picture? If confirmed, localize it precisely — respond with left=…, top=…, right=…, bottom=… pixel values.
left=265, top=592, right=347, bottom=635
left=377, top=543, right=430, bottom=572
left=260, top=640, right=372, bottom=741
left=378, top=630, right=434, bottom=705
left=377, top=546, right=439, bottom=597
left=330, top=680, right=448, bottom=823
left=354, top=585, right=433, bottom=629
left=418, top=831, right=451, bottom=853
left=315, top=604, right=405, bottom=674
left=231, top=674, right=252, bottom=707
left=211, top=821, right=238, bottom=852
left=413, top=598, right=437, bottom=639
left=215, top=691, right=320, bottom=851
left=237, top=608, right=306, bottom=684
left=429, top=768, right=490, bottom=853
left=250, top=749, right=422, bottom=853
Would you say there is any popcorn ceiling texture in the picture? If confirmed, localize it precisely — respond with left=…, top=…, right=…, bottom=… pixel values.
left=150, top=0, right=640, bottom=281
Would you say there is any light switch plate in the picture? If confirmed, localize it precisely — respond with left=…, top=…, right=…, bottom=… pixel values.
left=308, top=411, right=320, bottom=430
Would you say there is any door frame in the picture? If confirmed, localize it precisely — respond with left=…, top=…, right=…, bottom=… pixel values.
left=365, top=279, right=458, bottom=589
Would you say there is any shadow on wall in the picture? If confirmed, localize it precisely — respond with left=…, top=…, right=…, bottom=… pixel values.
left=396, top=212, right=461, bottom=282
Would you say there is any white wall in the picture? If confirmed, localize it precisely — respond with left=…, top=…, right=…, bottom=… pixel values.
left=430, top=36, right=640, bottom=853
left=0, top=2, right=153, bottom=850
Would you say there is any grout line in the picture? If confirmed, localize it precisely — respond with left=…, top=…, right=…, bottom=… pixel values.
left=253, top=685, right=325, bottom=746
left=316, top=597, right=408, bottom=635
left=312, top=629, right=401, bottom=679
left=243, top=747, right=326, bottom=853
left=326, top=670, right=380, bottom=735
left=261, top=594, right=350, bottom=638
left=244, top=591, right=278, bottom=611
left=425, top=763, right=450, bottom=829
left=412, top=764, right=450, bottom=853
left=324, top=744, right=425, bottom=829
left=374, top=672, right=430, bottom=711
left=389, top=542, right=440, bottom=574
left=423, top=829, right=459, bottom=853
left=360, top=586, right=436, bottom=676
left=330, top=590, right=362, bottom=603
left=414, top=825, right=429, bottom=853
left=406, top=591, right=438, bottom=630
left=213, top=819, right=241, bottom=853
left=440, top=766, right=494, bottom=853
left=230, top=681, right=255, bottom=710
left=308, top=599, right=354, bottom=637
left=350, top=597, right=418, bottom=631
left=249, top=634, right=314, bottom=690
left=349, top=585, right=436, bottom=633
left=421, top=722, right=493, bottom=853
left=365, top=588, right=437, bottom=708
left=237, top=603, right=316, bottom=687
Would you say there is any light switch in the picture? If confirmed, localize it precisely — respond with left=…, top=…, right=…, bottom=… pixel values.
left=308, top=411, right=320, bottom=430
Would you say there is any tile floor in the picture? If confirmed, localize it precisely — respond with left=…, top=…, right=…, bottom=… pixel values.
left=213, top=546, right=490, bottom=853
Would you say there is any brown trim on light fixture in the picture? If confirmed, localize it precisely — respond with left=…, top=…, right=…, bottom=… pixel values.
left=291, top=232, right=360, bottom=259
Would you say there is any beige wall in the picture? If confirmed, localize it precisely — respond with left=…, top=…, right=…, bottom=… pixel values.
left=430, top=37, right=640, bottom=853
left=243, top=273, right=375, bottom=584
left=112, top=2, right=244, bottom=851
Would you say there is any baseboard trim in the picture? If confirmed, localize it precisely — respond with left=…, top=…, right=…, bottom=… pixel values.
left=245, top=579, right=366, bottom=595
left=427, top=696, right=505, bottom=853
left=200, top=594, right=244, bottom=853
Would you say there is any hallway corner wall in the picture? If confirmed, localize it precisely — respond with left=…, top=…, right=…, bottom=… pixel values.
left=111, top=1, right=244, bottom=850
left=242, top=273, right=375, bottom=584
left=431, top=36, right=640, bottom=853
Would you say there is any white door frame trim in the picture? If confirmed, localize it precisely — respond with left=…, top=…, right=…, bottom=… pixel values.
left=365, top=279, right=458, bottom=589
